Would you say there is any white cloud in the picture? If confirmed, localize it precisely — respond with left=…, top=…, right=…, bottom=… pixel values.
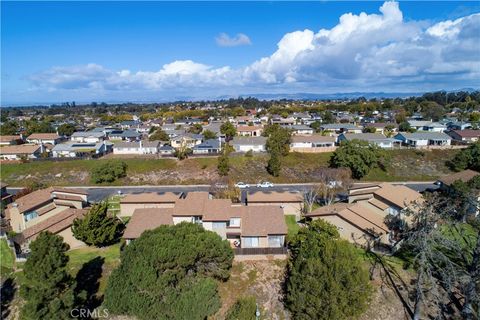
left=27, top=1, right=480, bottom=97
left=215, top=32, right=252, bottom=47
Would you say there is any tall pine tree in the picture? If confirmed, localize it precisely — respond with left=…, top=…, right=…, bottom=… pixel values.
left=20, top=232, right=78, bottom=320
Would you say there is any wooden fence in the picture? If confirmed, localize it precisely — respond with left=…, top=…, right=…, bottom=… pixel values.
left=233, top=247, right=288, bottom=255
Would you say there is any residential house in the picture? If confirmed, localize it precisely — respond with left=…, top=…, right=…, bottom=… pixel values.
left=232, top=136, right=267, bottom=153
left=0, top=135, right=23, bottom=146
left=290, top=135, right=336, bottom=153
left=362, top=123, right=398, bottom=135
left=338, top=133, right=394, bottom=148
left=408, top=120, right=447, bottom=132
left=192, top=139, right=221, bottom=154
left=320, top=123, right=363, bottom=134
left=306, top=183, right=423, bottom=246
left=113, top=140, right=161, bottom=155
left=236, top=125, right=263, bottom=137
left=447, top=121, right=472, bottom=131
left=447, top=130, right=480, bottom=143
left=6, top=187, right=90, bottom=251
left=170, top=133, right=203, bottom=149
left=52, top=141, right=112, bottom=158
left=122, top=191, right=288, bottom=250
left=108, top=130, right=141, bottom=141
left=270, top=117, right=295, bottom=127
left=291, top=112, right=312, bottom=124
left=119, top=192, right=180, bottom=216
left=120, top=120, right=141, bottom=130
left=71, top=131, right=105, bottom=143
left=246, top=191, right=303, bottom=216
left=291, top=125, right=314, bottom=136
left=436, top=170, right=480, bottom=216
left=394, top=132, right=452, bottom=147
left=159, top=144, right=175, bottom=155
left=0, top=145, right=43, bottom=160
left=26, top=133, right=61, bottom=145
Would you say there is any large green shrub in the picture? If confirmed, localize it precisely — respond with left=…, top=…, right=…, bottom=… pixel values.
left=90, top=160, right=127, bottom=183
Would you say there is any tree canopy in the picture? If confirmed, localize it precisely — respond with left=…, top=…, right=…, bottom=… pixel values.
left=57, top=123, right=76, bottom=136
left=90, top=160, right=127, bottom=183
left=72, top=202, right=124, bottom=247
left=104, top=222, right=234, bottom=320
left=20, top=232, right=78, bottom=320
left=447, top=142, right=480, bottom=172
left=220, top=122, right=236, bottom=141
left=203, top=129, right=217, bottom=140
left=226, top=296, right=258, bottom=320
left=149, top=128, right=170, bottom=141
left=330, top=140, right=389, bottom=179
left=286, top=220, right=372, bottom=320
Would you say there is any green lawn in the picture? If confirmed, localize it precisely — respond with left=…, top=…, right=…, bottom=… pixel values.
left=1, top=238, right=15, bottom=278
left=285, top=215, right=301, bottom=238
left=106, top=195, right=121, bottom=216
left=66, top=244, right=122, bottom=295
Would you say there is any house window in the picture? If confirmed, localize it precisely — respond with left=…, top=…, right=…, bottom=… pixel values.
left=268, top=235, right=284, bottom=248
left=24, top=211, right=38, bottom=222
left=229, top=218, right=241, bottom=227
left=243, top=237, right=259, bottom=248
left=192, top=216, right=203, bottom=224
left=212, top=222, right=227, bottom=229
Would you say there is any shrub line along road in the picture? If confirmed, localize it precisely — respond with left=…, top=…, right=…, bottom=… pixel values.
left=7, top=182, right=438, bottom=203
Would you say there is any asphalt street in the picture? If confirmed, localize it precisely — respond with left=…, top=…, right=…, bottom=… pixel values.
left=7, top=182, right=439, bottom=203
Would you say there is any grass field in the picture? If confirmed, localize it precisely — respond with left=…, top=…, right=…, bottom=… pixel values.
left=285, top=215, right=301, bottom=238
left=1, top=239, right=15, bottom=279
left=0, top=148, right=459, bottom=187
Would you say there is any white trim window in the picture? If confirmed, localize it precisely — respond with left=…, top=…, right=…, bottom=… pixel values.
left=229, top=217, right=241, bottom=227
left=268, top=235, right=284, bottom=248
left=243, top=237, right=259, bottom=248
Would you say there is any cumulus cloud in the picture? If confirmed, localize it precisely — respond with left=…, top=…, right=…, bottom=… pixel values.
left=27, top=1, right=480, bottom=96
left=215, top=32, right=252, bottom=47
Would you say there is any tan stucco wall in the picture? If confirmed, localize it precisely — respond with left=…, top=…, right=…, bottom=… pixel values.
left=8, top=207, right=24, bottom=232
left=312, top=215, right=373, bottom=246
left=173, top=216, right=193, bottom=224
left=120, top=203, right=175, bottom=216
left=54, top=191, right=88, bottom=202
left=58, top=228, right=86, bottom=250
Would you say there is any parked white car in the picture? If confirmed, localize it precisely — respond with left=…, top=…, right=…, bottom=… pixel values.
left=256, top=181, right=274, bottom=188
left=235, top=182, right=250, bottom=189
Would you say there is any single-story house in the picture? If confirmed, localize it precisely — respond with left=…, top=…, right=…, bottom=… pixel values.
left=447, top=121, right=472, bottom=131
left=362, top=123, right=398, bottom=134
left=109, top=130, right=142, bottom=142
left=1, top=182, right=14, bottom=205
left=236, top=125, right=263, bottom=137
left=338, top=133, right=394, bottom=148
left=159, top=144, right=175, bottom=155
left=231, top=136, right=267, bottom=153
left=436, top=170, right=480, bottom=189
left=26, top=133, right=61, bottom=145
left=291, top=125, right=314, bottom=135
left=246, top=191, right=303, bottom=216
left=320, top=124, right=363, bottom=134
left=394, top=132, right=452, bottom=147
left=192, top=139, right=221, bottom=154
left=447, top=130, right=480, bottom=143
left=52, top=141, right=112, bottom=158
left=113, top=140, right=161, bottom=155
left=290, top=135, right=336, bottom=153
left=71, top=131, right=105, bottom=143
left=0, top=144, right=43, bottom=160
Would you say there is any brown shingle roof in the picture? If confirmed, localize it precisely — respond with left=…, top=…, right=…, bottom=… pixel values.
left=202, top=199, right=235, bottom=221
left=237, top=125, right=262, bottom=132
left=7, top=187, right=54, bottom=214
left=0, top=144, right=41, bottom=155
left=123, top=208, right=174, bottom=239
left=437, top=169, right=480, bottom=186
left=373, top=184, right=423, bottom=209
left=368, top=198, right=390, bottom=210
left=52, top=187, right=89, bottom=195
left=120, top=192, right=180, bottom=204
left=0, top=135, right=22, bottom=143
left=27, top=133, right=60, bottom=140
left=450, top=130, right=480, bottom=138
left=307, top=202, right=388, bottom=236
left=240, top=206, right=287, bottom=237
left=247, top=191, right=303, bottom=203
left=20, top=208, right=87, bottom=242
left=36, top=203, right=56, bottom=216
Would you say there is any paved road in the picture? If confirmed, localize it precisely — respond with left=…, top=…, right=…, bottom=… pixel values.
left=7, top=182, right=438, bottom=203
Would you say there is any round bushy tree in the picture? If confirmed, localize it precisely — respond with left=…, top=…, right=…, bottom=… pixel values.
left=104, top=222, right=234, bottom=320
left=90, top=160, right=127, bottom=183
left=72, top=202, right=124, bottom=247
left=226, top=296, right=258, bottom=320
left=286, top=220, right=372, bottom=320
left=20, top=232, right=78, bottom=320
left=330, top=139, right=389, bottom=179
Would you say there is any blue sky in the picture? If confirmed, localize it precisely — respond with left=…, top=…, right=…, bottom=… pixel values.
left=2, top=1, right=480, bottom=104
